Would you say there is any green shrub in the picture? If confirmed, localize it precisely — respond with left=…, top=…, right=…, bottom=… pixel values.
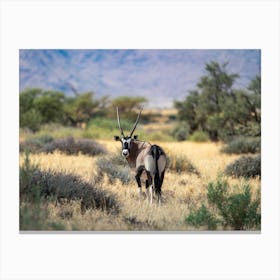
left=185, top=178, right=261, bottom=230
left=221, top=137, right=261, bottom=154
left=167, top=155, right=200, bottom=175
left=172, top=122, right=190, bottom=141
left=189, top=131, right=209, bottom=142
left=41, top=137, right=107, bottom=156
left=185, top=204, right=220, bottom=230
left=96, top=153, right=133, bottom=184
left=225, top=154, right=261, bottom=178
left=207, top=178, right=261, bottom=230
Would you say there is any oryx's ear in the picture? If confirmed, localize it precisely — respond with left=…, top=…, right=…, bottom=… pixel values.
left=133, top=135, right=138, bottom=140
left=114, top=136, right=120, bottom=141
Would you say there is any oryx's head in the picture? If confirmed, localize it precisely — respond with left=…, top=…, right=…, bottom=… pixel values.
left=114, top=107, right=143, bottom=158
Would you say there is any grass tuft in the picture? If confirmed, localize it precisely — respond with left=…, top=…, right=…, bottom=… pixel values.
left=96, top=153, right=133, bottom=184
left=167, top=154, right=200, bottom=175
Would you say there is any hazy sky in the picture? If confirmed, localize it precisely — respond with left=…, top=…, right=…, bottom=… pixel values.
left=19, top=49, right=260, bottom=108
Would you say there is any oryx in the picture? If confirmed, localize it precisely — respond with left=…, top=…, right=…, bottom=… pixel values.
left=114, top=107, right=167, bottom=204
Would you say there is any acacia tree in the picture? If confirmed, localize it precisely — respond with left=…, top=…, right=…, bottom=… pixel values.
left=175, top=62, right=261, bottom=141
left=63, top=92, right=108, bottom=126
left=20, top=88, right=65, bottom=131
left=34, top=90, right=65, bottom=123
left=174, top=90, right=199, bottom=133
left=108, top=96, right=147, bottom=120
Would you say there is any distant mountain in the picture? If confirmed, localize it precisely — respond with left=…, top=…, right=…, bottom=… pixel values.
left=19, top=49, right=261, bottom=108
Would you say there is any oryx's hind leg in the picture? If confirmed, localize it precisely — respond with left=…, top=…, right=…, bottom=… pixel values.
left=135, top=166, right=144, bottom=201
left=155, top=186, right=162, bottom=205
left=145, top=171, right=153, bottom=204
left=154, top=170, right=165, bottom=205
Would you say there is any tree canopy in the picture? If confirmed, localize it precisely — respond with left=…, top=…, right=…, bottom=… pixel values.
left=175, top=62, right=261, bottom=141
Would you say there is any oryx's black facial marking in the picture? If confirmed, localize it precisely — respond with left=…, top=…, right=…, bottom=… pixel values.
left=120, top=137, right=132, bottom=158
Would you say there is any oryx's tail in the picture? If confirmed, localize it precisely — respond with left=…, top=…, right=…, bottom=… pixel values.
left=150, top=145, right=166, bottom=196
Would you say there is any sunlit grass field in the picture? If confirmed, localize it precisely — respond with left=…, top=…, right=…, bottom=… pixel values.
left=19, top=140, right=260, bottom=231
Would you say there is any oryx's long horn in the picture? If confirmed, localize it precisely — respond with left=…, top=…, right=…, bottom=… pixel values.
left=130, top=107, right=143, bottom=137
left=116, top=107, right=125, bottom=137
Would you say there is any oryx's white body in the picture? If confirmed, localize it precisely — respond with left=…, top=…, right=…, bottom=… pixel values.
left=114, top=107, right=167, bottom=204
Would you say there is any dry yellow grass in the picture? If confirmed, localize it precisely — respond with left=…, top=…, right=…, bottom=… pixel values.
left=20, top=141, right=260, bottom=231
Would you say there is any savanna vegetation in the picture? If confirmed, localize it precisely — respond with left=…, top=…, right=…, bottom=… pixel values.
left=19, top=61, right=261, bottom=231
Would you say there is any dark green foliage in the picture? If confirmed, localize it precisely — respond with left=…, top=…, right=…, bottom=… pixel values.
left=33, top=90, right=65, bottom=123
left=225, top=154, right=261, bottom=178
left=96, top=153, right=133, bottom=184
left=207, top=179, right=261, bottom=230
left=63, top=92, right=107, bottom=126
left=20, top=88, right=110, bottom=130
left=20, top=88, right=65, bottom=131
left=185, top=204, right=220, bottom=230
left=221, top=137, right=261, bottom=154
left=185, top=178, right=261, bottom=230
left=175, top=62, right=261, bottom=141
left=167, top=155, right=200, bottom=175
left=20, top=153, right=120, bottom=216
left=174, top=90, right=200, bottom=133
left=172, top=122, right=190, bottom=141
left=20, top=108, right=43, bottom=132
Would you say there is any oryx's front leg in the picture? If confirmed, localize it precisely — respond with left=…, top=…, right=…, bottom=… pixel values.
left=135, top=166, right=144, bottom=201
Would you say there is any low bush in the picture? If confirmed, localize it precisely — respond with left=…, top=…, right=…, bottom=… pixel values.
left=207, top=178, right=261, bottom=230
left=167, top=154, right=200, bottom=175
left=221, top=137, right=261, bottom=154
left=185, top=204, right=220, bottom=230
left=96, top=153, right=133, bottom=184
left=171, top=122, right=190, bottom=141
left=225, top=154, right=261, bottom=178
left=20, top=152, right=65, bottom=230
left=20, top=152, right=120, bottom=215
left=43, top=137, right=106, bottom=155
left=189, top=131, right=209, bottom=142
left=20, top=135, right=54, bottom=153
left=185, top=178, right=261, bottom=230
